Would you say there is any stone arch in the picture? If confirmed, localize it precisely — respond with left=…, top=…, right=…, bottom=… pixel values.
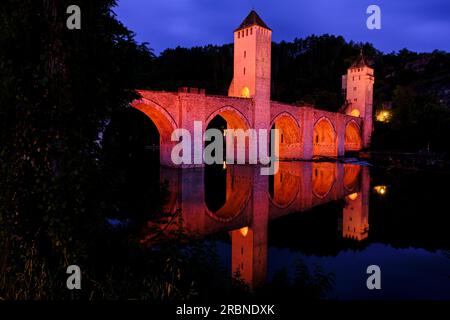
left=312, top=162, right=336, bottom=199
left=270, top=112, right=302, bottom=160
left=345, top=121, right=362, bottom=152
left=313, top=117, right=337, bottom=157
left=206, top=106, right=252, bottom=163
left=205, top=166, right=252, bottom=222
left=205, top=106, right=251, bottom=130
left=132, top=98, right=178, bottom=166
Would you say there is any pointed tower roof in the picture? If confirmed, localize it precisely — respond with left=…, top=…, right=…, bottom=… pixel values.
left=235, top=10, right=271, bottom=31
left=351, top=49, right=369, bottom=68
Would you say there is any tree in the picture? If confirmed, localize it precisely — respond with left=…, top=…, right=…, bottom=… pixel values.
left=0, top=0, right=149, bottom=299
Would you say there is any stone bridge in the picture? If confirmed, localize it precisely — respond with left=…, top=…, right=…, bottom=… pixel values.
left=133, top=89, right=364, bottom=166
left=131, top=10, right=373, bottom=167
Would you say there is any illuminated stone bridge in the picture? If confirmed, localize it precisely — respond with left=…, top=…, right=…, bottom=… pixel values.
left=132, top=10, right=374, bottom=167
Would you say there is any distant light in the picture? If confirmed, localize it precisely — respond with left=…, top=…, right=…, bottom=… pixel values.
left=374, top=185, right=387, bottom=195
left=223, top=161, right=227, bottom=170
left=240, top=227, right=249, bottom=237
left=347, top=193, right=359, bottom=200
left=376, top=110, right=391, bottom=122
left=223, top=129, right=227, bottom=136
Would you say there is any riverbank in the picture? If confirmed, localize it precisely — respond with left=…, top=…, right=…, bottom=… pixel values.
left=359, top=151, right=450, bottom=172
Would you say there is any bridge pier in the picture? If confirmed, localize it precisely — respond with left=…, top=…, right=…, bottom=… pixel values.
left=336, top=114, right=346, bottom=157
left=300, top=109, right=314, bottom=160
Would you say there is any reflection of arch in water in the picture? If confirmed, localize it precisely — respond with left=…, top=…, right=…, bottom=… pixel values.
left=205, top=166, right=253, bottom=222
left=313, top=117, right=337, bottom=157
left=269, top=162, right=300, bottom=208
left=270, top=112, right=301, bottom=160
left=345, top=121, right=362, bottom=152
left=312, top=162, right=336, bottom=199
left=343, top=164, right=361, bottom=192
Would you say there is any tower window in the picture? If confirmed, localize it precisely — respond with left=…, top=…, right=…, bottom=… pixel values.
left=250, top=28, right=253, bottom=35
left=246, top=29, right=248, bottom=36
left=238, top=31, right=240, bottom=39
left=240, top=87, right=250, bottom=98
left=244, top=51, right=246, bottom=58
left=354, top=87, right=357, bottom=91
left=350, top=109, right=360, bottom=117
left=244, top=67, right=246, bottom=75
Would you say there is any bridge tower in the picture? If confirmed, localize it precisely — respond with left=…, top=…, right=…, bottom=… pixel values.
left=342, top=51, right=374, bottom=148
left=229, top=10, right=271, bottom=132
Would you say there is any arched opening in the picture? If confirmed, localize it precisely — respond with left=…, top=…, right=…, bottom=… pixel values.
left=345, top=121, right=362, bottom=152
left=132, top=101, right=178, bottom=167
left=205, top=115, right=227, bottom=212
left=206, top=107, right=251, bottom=164
left=102, top=107, right=162, bottom=220
left=204, top=109, right=252, bottom=221
left=312, top=162, right=336, bottom=198
left=313, top=118, right=337, bottom=157
left=343, top=164, right=361, bottom=191
left=271, top=113, right=301, bottom=160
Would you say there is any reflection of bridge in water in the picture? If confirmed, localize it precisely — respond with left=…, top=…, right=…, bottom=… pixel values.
left=153, top=162, right=370, bottom=288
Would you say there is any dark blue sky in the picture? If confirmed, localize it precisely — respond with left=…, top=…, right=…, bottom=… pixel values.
left=115, top=0, right=450, bottom=55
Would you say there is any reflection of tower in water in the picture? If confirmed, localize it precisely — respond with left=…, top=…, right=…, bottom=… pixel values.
left=230, top=171, right=268, bottom=289
left=342, top=166, right=370, bottom=241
